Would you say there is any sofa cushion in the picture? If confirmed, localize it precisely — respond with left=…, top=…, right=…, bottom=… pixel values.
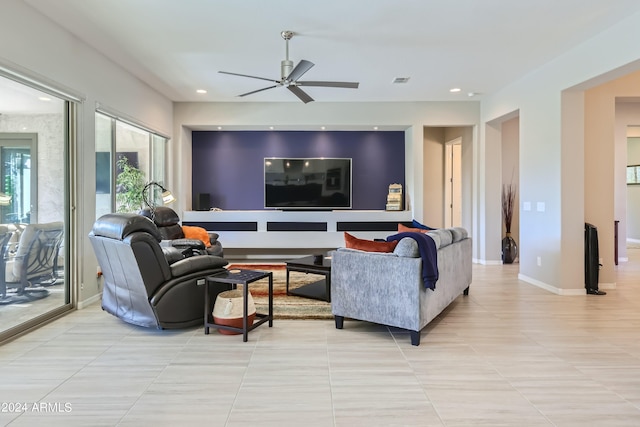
left=450, top=227, right=468, bottom=242
left=344, top=232, right=398, bottom=253
left=393, top=237, right=420, bottom=257
left=426, top=228, right=452, bottom=248
left=398, top=223, right=428, bottom=234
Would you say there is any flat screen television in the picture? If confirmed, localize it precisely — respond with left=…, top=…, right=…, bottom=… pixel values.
left=264, top=157, right=352, bottom=209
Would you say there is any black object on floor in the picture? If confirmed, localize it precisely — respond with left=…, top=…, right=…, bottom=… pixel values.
left=585, top=222, right=606, bottom=296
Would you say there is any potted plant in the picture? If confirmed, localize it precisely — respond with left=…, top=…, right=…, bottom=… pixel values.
left=501, top=182, right=518, bottom=264
left=115, top=156, right=145, bottom=213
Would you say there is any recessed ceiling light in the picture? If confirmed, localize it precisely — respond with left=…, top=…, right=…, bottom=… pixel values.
left=450, top=88, right=461, bottom=93
left=321, top=126, right=326, bottom=130
left=269, top=126, right=274, bottom=130
left=217, top=126, right=222, bottom=130
left=196, top=89, right=207, bottom=94
left=392, top=77, right=410, bottom=84
left=38, top=97, right=51, bottom=101
left=373, top=126, right=379, bottom=131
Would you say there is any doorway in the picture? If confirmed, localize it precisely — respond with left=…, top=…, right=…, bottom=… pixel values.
left=444, top=138, right=462, bottom=228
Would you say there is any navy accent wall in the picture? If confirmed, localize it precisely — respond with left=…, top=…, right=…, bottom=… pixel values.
left=191, top=131, right=405, bottom=210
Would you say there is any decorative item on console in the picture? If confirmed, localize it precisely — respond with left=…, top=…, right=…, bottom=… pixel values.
left=386, top=183, right=403, bottom=211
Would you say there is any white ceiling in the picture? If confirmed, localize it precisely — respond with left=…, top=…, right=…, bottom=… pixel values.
left=18, top=0, right=640, bottom=104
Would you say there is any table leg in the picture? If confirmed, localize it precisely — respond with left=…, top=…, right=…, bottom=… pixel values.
left=204, top=280, right=210, bottom=335
left=268, top=272, right=273, bottom=327
left=242, top=281, right=248, bottom=343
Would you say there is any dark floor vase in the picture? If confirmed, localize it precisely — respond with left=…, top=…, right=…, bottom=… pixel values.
left=502, top=234, right=518, bottom=264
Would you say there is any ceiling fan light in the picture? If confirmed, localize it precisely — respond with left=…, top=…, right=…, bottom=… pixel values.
left=219, top=31, right=360, bottom=103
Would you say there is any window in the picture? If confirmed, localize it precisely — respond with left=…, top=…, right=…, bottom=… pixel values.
left=95, top=112, right=168, bottom=216
left=627, top=165, right=640, bottom=185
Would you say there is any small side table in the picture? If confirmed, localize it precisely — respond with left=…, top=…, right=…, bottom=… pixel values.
left=204, top=269, right=273, bottom=342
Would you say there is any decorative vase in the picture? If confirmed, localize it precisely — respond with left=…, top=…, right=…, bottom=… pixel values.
left=212, top=289, right=256, bottom=335
left=502, top=233, right=518, bottom=264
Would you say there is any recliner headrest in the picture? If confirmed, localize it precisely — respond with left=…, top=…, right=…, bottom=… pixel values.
left=139, top=206, right=180, bottom=227
left=91, top=213, right=162, bottom=241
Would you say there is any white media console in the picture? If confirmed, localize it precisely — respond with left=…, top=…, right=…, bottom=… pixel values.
left=182, top=209, right=412, bottom=250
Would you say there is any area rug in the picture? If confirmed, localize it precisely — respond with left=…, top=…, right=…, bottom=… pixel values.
left=225, top=263, right=332, bottom=320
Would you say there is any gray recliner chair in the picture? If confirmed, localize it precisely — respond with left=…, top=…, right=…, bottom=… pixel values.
left=89, top=213, right=229, bottom=329
left=139, top=206, right=224, bottom=258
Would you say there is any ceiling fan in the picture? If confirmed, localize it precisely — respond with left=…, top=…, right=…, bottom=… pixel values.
left=218, top=31, right=359, bottom=103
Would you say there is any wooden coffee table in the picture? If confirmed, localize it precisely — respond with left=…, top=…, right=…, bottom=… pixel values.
left=286, top=255, right=331, bottom=302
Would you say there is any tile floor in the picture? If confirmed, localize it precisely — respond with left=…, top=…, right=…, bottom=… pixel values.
left=0, top=251, right=639, bottom=426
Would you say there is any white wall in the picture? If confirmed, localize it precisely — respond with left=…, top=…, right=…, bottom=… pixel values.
left=172, top=101, right=481, bottom=255
left=0, top=0, right=173, bottom=304
left=482, top=9, right=640, bottom=293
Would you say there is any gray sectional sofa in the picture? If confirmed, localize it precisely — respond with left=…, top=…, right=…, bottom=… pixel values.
left=331, top=227, right=472, bottom=345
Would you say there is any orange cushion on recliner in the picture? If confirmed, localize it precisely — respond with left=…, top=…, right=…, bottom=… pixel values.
left=182, top=225, right=211, bottom=247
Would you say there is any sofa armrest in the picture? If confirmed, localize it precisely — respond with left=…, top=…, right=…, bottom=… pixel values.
left=169, top=238, right=206, bottom=250
left=331, top=249, right=423, bottom=331
left=169, top=255, right=227, bottom=278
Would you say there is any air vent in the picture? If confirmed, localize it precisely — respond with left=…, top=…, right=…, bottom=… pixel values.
left=392, top=77, right=410, bottom=84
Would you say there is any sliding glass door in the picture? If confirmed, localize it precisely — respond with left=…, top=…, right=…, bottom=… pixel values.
left=0, top=74, right=73, bottom=342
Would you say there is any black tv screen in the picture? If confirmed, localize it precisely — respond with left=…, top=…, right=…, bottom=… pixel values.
left=264, top=158, right=352, bottom=209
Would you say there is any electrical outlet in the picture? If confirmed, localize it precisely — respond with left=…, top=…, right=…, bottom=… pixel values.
left=537, top=256, right=542, bottom=267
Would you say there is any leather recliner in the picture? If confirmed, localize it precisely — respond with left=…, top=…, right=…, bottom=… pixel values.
left=89, top=213, right=229, bottom=329
left=139, top=206, right=224, bottom=258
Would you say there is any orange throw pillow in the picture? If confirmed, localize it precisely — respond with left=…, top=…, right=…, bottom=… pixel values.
left=398, top=223, right=428, bottom=234
left=344, top=232, right=398, bottom=253
left=182, top=225, right=211, bottom=247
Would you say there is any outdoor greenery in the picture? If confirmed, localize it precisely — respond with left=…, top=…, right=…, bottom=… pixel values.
left=115, top=156, right=145, bottom=213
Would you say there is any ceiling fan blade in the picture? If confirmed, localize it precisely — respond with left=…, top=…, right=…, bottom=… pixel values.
left=238, top=85, right=279, bottom=97
left=297, top=81, right=359, bottom=89
left=287, top=85, right=314, bottom=104
left=287, top=59, right=314, bottom=82
left=219, top=71, right=279, bottom=84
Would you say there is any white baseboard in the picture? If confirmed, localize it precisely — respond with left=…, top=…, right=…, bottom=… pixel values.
left=77, top=293, right=101, bottom=309
left=518, top=274, right=585, bottom=295
left=473, top=258, right=503, bottom=265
